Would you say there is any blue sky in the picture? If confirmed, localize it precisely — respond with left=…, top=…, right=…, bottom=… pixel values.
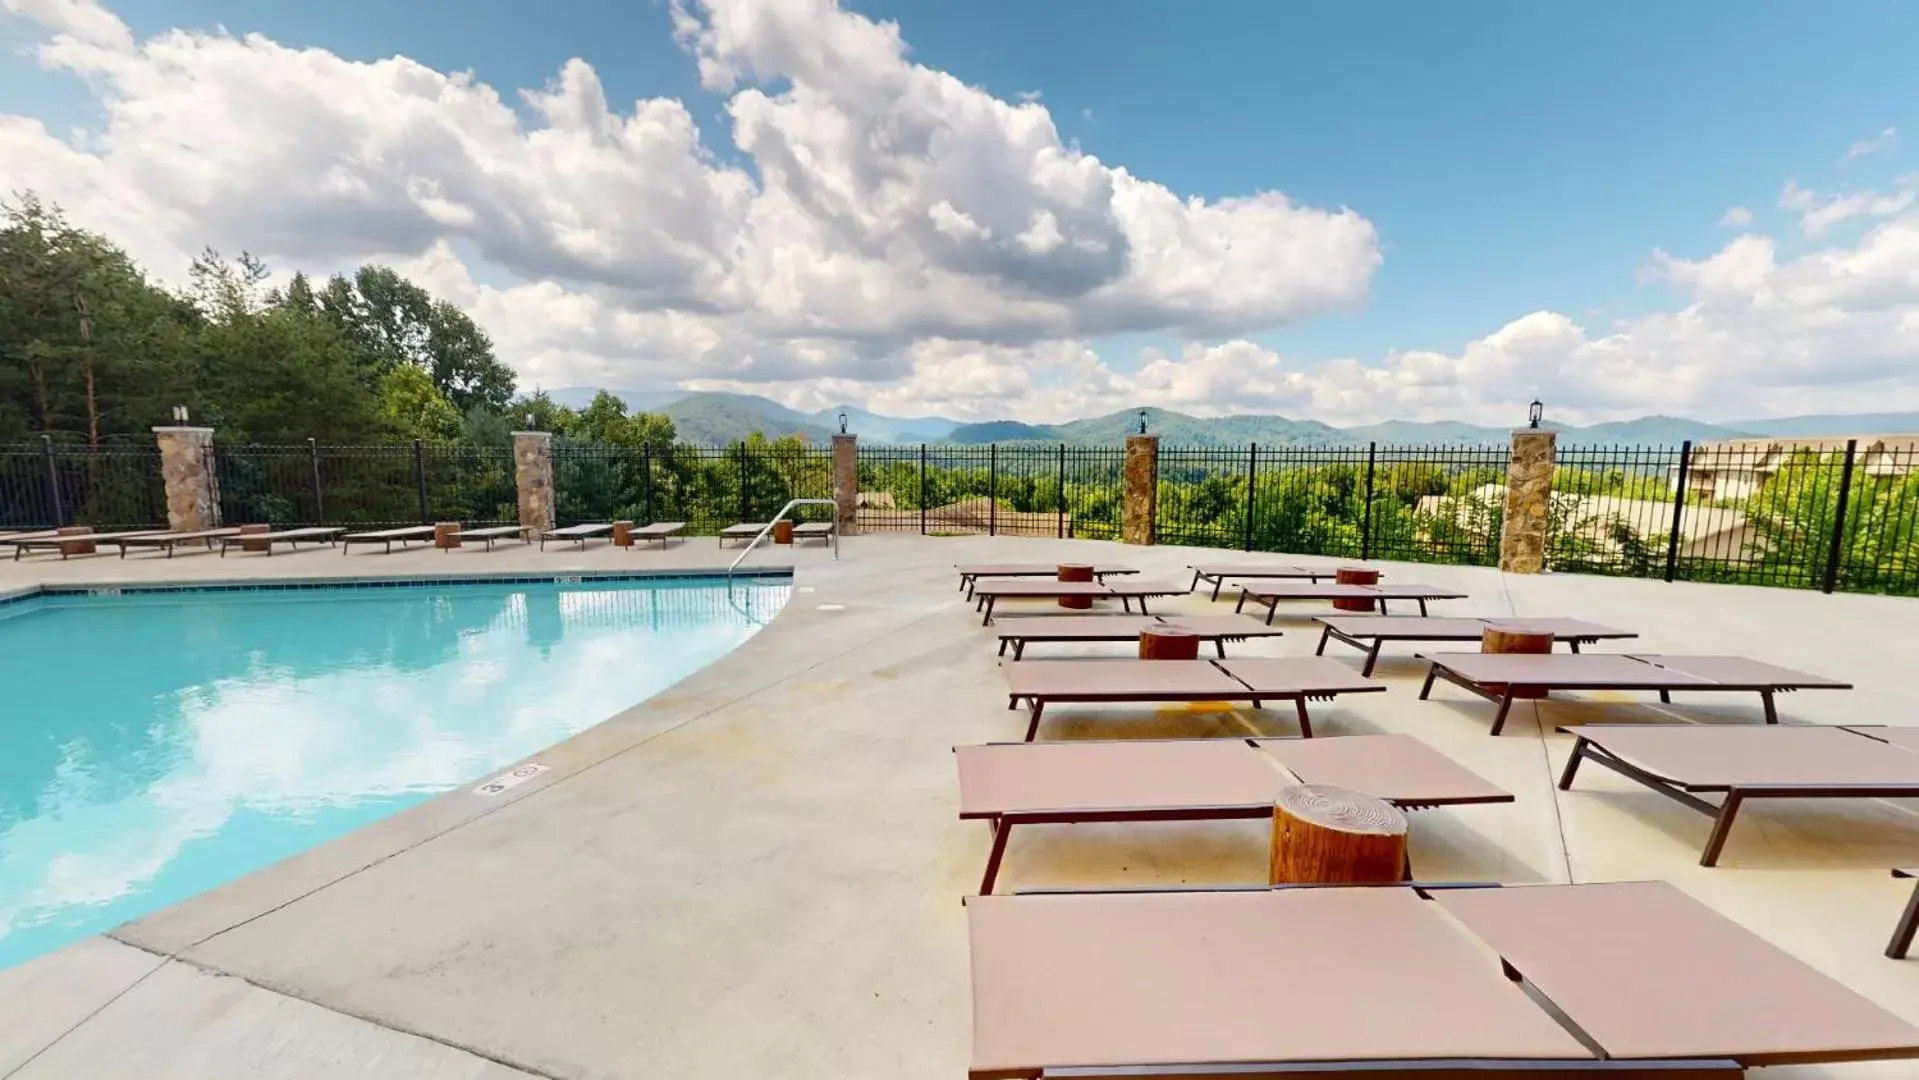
left=5, top=0, right=1918, bottom=423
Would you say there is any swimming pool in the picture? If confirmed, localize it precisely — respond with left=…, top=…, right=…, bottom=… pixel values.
left=0, top=573, right=789, bottom=970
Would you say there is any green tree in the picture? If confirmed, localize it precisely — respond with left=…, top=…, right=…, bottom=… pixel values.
left=316, top=265, right=516, bottom=412
left=379, top=365, right=463, bottom=442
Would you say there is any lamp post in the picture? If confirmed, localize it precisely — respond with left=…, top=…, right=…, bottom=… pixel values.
left=171, top=404, right=189, bottom=424
left=1528, top=399, right=1543, bottom=429
left=1137, top=409, right=1149, bottom=435
left=838, top=411, right=849, bottom=435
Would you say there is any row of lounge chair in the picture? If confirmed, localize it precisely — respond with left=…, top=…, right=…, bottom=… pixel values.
left=1, top=518, right=832, bottom=558
left=946, top=557, right=1919, bottom=1077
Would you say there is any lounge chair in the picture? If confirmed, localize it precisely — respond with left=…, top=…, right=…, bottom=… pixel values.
left=6, top=528, right=168, bottom=560
left=1558, top=723, right=1919, bottom=865
left=1188, top=562, right=1352, bottom=600
left=994, top=614, right=1284, bottom=659
left=628, top=521, right=685, bottom=548
left=965, top=880, right=1919, bottom=1079
left=972, top=579, right=1189, bottom=625
left=0, top=529, right=56, bottom=543
left=451, top=525, right=533, bottom=551
left=956, top=733, right=1511, bottom=892
left=1421, top=653, right=1852, bottom=735
left=107, top=527, right=241, bottom=558
left=1889, top=868, right=1919, bottom=959
left=791, top=521, right=835, bottom=545
left=1236, top=582, right=1468, bottom=622
left=539, top=522, right=613, bottom=550
left=719, top=522, right=768, bottom=547
left=216, top=527, right=345, bottom=556
left=1317, top=615, right=1638, bottom=675
left=957, top=564, right=1138, bottom=600
left=1004, top=656, right=1383, bottom=740
left=340, top=524, right=437, bottom=554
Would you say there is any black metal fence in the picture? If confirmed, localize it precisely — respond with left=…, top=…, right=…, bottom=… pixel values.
left=215, top=442, right=518, bottom=529
left=551, top=441, right=834, bottom=534
left=4, top=434, right=1917, bottom=598
left=855, top=443, right=1122, bottom=538
left=0, top=438, right=166, bottom=532
left=1548, top=438, right=1919, bottom=595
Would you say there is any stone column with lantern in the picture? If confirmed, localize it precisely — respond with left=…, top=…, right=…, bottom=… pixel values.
left=831, top=410, right=859, bottom=535
left=1499, top=399, right=1555, bottom=574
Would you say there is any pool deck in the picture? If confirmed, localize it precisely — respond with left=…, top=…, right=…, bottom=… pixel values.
left=4, top=533, right=1919, bottom=1078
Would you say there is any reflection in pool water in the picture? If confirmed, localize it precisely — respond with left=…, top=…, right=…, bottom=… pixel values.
left=0, top=577, right=788, bottom=969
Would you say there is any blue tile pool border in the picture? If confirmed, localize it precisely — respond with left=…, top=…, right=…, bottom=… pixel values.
left=0, top=567, right=792, bottom=608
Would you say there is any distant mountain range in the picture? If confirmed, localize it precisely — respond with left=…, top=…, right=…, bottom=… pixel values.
left=544, top=388, right=1919, bottom=448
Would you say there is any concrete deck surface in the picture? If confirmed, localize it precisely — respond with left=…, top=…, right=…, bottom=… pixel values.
left=3, top=533, right=1919, bottom=1078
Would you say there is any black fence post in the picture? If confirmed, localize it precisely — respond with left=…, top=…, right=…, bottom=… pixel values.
left=988, top=443, right=998, bottom=537
left=41, top=434, right=65, bottom=527
left=1361, top=442, right=1378, bottom=561
left=1242, top=443, right=1257, bottom=551
left=1822, top=439, right=1858, bottom=594
left=1056, top=443, right=1067, bottom=539
left=308, top=438, right=326, bottom=525
left=1664, top=441, right=1691, bottom=582
left=641, top=444, right=654, bottom=524
left=919, top=443, right=929, bottom=535
left=411, top=439, right=430, bottom=523
left=737, top=444, right=749, bottom=524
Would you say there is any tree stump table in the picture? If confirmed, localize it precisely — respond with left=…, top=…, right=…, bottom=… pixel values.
left=1138, top=625, right=1200, bottom=660
left=1057, top=563, right=1094, bottom=609
left=1270, top=784, right=1408, bottom=885
left=55, top=525, right=97, bottom=557
left=1480, top=624, right=1555, bottom=699
left=1331, top=566, right=1380, bottom=612
left=434, top=522, right=463, bottom=550
left=237, top=523, right=271, bottom=553
left=612, top=520, right=636, bottom=548
left=772, top=520, right=795, bottom=545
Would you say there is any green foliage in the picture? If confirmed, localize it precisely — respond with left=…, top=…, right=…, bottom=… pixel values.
left=1, top=194, right=517, bottom=445
left=379, top=366, right=464, bottom=442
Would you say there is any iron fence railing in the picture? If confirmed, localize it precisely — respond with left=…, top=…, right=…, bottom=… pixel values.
left=215, top=442, right=518, bottom=529
left=551, top=441, right=833, bottom=534
left=0, top=438, right=167, bottom=532
left=5, top=433, right=1916, bottom=599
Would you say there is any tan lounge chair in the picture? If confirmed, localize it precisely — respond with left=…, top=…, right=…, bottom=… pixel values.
left=1317, top=615, right=1638, bottom=675
left=957, top=563, right=1138, bottom=600
left=994, top=614, right=1284, bottom=659
left=1421, top=653, right=1852, bottom=735
left=1236, top=581, right=1468, bottom=622
left=448, top=525, right=533, bottom=550
left=540, top=522, right=613, bottom=550
left=956, top=733, right=1510, bottom=892
left=629, top=521, right=685, bottom=548
left=1558, top=724, right=1919, bottom=865
left=7, top=527, right=168, bottom=560
left=972, top=579, right=1189, bottom=625
left=1890, top=868, right=1919, bottom=959
left=966, top=880, right=1919, bottom=1079
left=340, top=524, right=437, bottom=554
left=108, top=527, right=241, bottom=558
left=790, top=521, right=835, bottom=545
left=1188, top=562, right=1353, bottom=600
left=1004, top=656, right=1383, bottom=740
left=216, top=527, right=345, bottom=556
left=719, top=522, right=768, bottom=547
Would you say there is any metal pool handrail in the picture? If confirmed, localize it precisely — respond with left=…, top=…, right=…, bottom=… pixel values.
left=726, top=498, right=840, bottom=582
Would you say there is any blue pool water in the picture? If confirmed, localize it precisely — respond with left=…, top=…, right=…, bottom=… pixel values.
left=0, top=575, right=788, bottom=970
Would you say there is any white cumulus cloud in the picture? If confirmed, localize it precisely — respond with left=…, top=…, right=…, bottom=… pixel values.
left=3, top=0, right=1918, bottom=427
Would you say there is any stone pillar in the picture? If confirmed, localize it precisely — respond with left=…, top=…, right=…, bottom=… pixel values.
left=513, top=431, right=556, bottom=539
left=152, top=425, right=220, bottom=531
left=1499, top=429, right=1556, bottom=573
left=1122, top=434, right=1159, bottom=545
left=831, top=433, right=858, bottom=536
